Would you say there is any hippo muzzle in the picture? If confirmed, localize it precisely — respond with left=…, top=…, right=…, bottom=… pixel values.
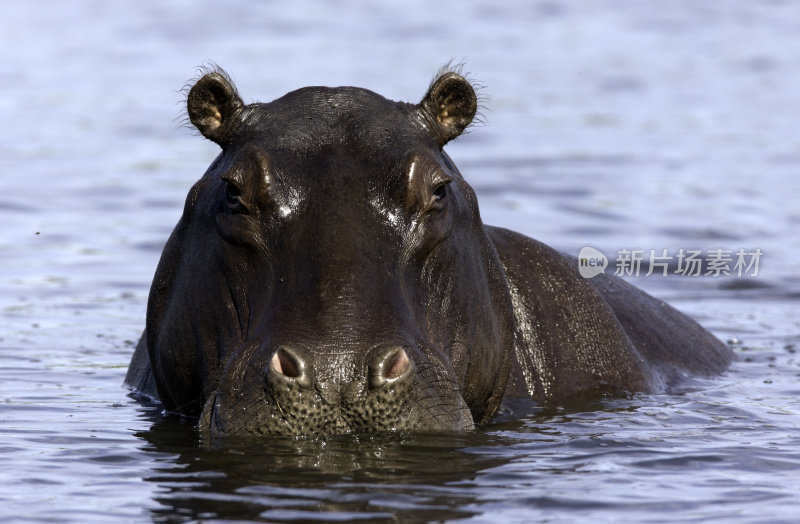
left=200, top=343, right=475, bottom=437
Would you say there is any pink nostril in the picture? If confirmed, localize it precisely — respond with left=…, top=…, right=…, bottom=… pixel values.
left=370, top=346, right=414, bottom=388
left=271, top=347, right=301, bottom=378
left=384, top=348, right=411, bottom=380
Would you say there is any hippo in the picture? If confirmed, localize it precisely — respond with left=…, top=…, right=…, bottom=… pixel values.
left=125, top=66, right=733, bottom=437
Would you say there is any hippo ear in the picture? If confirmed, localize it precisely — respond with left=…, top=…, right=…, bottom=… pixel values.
left=418, top=72, right=478, bottom=147
left=187, top=71, right=244, bottom=146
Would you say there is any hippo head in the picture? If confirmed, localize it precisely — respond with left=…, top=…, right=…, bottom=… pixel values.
left=145, top=68, right=517, bottom=437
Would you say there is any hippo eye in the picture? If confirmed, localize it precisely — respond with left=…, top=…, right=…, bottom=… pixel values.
left=432, top=180, right=451, bottom=202
left=224, top=180, right=248, bottom=214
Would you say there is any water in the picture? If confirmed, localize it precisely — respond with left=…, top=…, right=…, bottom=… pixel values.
left=1, top=1, right=799, bottom=522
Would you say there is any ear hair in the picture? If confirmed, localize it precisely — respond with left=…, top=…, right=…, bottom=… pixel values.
left=185, top=65, right=244, bottom=146
left=418, top=63, right=483, bottom=147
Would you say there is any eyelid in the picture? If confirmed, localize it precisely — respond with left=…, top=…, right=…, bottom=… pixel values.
left=405, top=152, right=455, bottom=208
left=219, top=172, right=250, bottom=215
left=221, top=173, right=245, bottom=201
left=433, top=174, right=453, bottom=187
left=221, top=172, right=243, bottom=187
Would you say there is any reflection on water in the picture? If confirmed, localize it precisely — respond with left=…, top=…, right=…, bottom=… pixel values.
left=134, top=400, right=626, bottom=521
left=2, top=0, right=800, bottom=522
left=138, top=412, right=508, bottom=522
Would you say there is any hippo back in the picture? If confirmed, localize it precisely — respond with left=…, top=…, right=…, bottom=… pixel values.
left=488, top=226, right=733, bottom=403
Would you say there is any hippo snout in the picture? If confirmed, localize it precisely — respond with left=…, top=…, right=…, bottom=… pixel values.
left=201, top=341, right=473, bottom=438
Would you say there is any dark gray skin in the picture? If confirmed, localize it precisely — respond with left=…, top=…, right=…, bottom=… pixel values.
left=125, top=67, right=733, bottom=437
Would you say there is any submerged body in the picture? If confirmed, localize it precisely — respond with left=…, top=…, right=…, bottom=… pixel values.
left=125, top=67, right=732, bottom=437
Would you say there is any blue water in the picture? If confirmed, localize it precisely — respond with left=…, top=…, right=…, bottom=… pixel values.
left=1, top=1, right=799, bottom=522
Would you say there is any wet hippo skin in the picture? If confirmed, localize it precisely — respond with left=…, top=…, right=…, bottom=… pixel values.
left=125, top=67, right=733, bottom=437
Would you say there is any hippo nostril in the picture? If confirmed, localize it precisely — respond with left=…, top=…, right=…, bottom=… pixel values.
left=269, top=346, right=311, bottom=387
left=384, top=348, right=411, bottom=380
left=272, top=348, right=299, bottom=378
left=370, top=346, right=414, bottom=389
